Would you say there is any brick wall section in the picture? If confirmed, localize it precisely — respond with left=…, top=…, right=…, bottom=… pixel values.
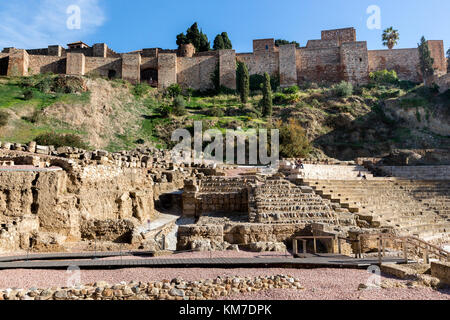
left=368, top=49, right=421, bottom=82
left=306, top=39, right=339, bottom=49
left=85, top=57, right=122, bottom=78
left=48, top=45, right=63, bottom=57
left=296, top=47, right=344, bottom=83
left=340, top=41, right=369, bottom=84
left=158, top=53, right=177, bottom=89
left=121, top=53, right=141, bottom=84
left=93, top=43, right=108, bottom=58
left=236, top=52, right=279, bottom=77
left=176, top=55, right=217, bottom=90
left=66, top=53, right=85, bottom=76
left=435, top=73, right=450, bottom=93
left=28, top=55, right=66, bottom=75
left=253, top=39, right=277, bottom=53
left=7, top=49, right=29, bottom=76
left=279, top=44, right=298, bottom=87
left=321, top=28, right=356, bottom=45
left=427, top=40, right=447, bottom=75
left=141, top=57, right=158, bottom=70
left=219, top=49, right=236, bottom=89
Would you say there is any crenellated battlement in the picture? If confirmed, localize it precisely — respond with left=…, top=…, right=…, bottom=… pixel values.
left=0, top=27, right=447, bottom=90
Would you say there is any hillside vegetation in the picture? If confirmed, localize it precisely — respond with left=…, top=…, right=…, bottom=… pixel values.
left=0, top=72, right=449, bottom=160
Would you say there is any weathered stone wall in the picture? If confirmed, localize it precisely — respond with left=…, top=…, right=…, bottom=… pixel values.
left=158, top=53, right=177, bottom=89
left=428, top=40, right=447, bottom=75
left=236, top=52, right=279, bottom=78
left=340, top=42, right=369, bottom=84
left=176, top=55, right=217, bottom=90
left=0, top=163, right=156, bottom=252
left=306, top=39, right=339, bottom=49
left=85, top=57, right=122, bottom=78
left=28, top=55, right=66, bottom=75
left=279, top=44, right=298, bottom=87
left=431, top=261, right=450, bottom=285
left=66, top=53, right=85, bottom=76
left=93, top=43, right=108, bottom=58
left=7, top=49, right=29, bottom=76
left=321, top=28, right=356, bottom=45
left=296, top=47, right=344, bottom=83
left=121, top=54, right=141, bottom=84
left=368, top=49, right=421, bottom=82
left=219, top=50, right=236, bottom=89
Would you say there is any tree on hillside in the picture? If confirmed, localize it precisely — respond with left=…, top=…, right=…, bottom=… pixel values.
left=213, top=34, right=225, bottom=50
left=176, top=33, right=188, bottom=46
left=261, top=72, right=273, bottom=117
left=221, top=32, right=232, bottom=49
left=213, top=32, right=233, bottom=50
left=275, top=118, right=311, bottom=158
left=237, top=62, right=249, bottom=103
left=418, top=36, right=435, bottom=84
left=382, top=27, right=400, bottom=49
left=275, top=39, right=300, bottom=48
left=177, top=22, right=210, bottom=52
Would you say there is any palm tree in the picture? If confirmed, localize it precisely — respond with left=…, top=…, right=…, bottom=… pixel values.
left=382, top=27, right=400, bottom=49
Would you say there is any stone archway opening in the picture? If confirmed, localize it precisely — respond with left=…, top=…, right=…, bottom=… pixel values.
left=140, top=68, right=158, bottom=87
left=0, top=57, right=8, bottom=76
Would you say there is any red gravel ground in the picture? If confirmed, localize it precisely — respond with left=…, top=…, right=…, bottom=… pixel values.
left=0, top=266, right=448, bottom=300
left=0, top=251, right=448, bottom=300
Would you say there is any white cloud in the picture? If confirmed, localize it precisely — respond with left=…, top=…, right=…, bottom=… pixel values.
left=0, top=0, right=106, bottom=49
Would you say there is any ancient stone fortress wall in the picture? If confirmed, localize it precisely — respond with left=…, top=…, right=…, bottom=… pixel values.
left=1, top=27, right=447, bottom=89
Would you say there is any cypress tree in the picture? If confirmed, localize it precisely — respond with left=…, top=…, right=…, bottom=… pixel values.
left=176, top=33, right=188, bottom=46
left=186, top=23, right=201, bottom=51
left=418, top=36, right=435, bottom=84
left=199, top=31, right=210, bottom=52
left=237, top=62, right=249, bottom=103
left=221, top=32, right=233, bottom=49
left=262, top=72, right=273, bottom=117
left=213, top=34, right=225, bottom=50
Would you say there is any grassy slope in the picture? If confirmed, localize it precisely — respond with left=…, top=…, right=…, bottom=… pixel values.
left=0, top=75, right=448, bottom=159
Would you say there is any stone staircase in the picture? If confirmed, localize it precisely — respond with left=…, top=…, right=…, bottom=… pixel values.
left=250, top=179, right=355, bottom=226
left=302, top=179, right=450, bottom=241
left=378, top=166, right=450, bottom=180
left=282, top=163, right=374, bottom=180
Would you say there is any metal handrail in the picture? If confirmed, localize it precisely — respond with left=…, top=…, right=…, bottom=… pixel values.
left=356, top=233, right=449, bottom=264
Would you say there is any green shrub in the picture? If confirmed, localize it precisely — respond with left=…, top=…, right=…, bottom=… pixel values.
left=237, top=62, right=250, bottom=103
left=249, top=74, right=279, bottom=92
left=157, top=105, right=172, bottom=117
left=35, top=132, right=88, bottom=149
left=53, top=75, right=85, bottom=94
left=275, top=118, right=311, bottom=158
left=207, top=107, right=224, bottom=117
left=282, top=85, right=300, bottom=94
left=172, top=96, right=187, bottom=116
left=332, top=81, right=353, bottom=97
left=133, top=83, right=150, bottom=98
left=0, top=110, right=9, bottom=127
left=273, top=93, right=288, bottom=105
left=369, top=70, right=399, bottom=85
left=23, top=89, right=34, bottom=100
left=165, top=84, right=182, bottom=98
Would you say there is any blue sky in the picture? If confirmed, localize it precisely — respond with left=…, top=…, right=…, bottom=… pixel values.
left=1, top=0, right=449, bottom=53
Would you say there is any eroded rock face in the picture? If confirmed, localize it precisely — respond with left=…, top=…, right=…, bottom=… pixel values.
left=0, top=164, right=157, bottom=253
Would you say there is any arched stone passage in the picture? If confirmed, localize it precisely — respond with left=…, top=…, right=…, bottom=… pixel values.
left=0, top=57, right=8, bottom=76
left=140, top=68, right=158, bottom=87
